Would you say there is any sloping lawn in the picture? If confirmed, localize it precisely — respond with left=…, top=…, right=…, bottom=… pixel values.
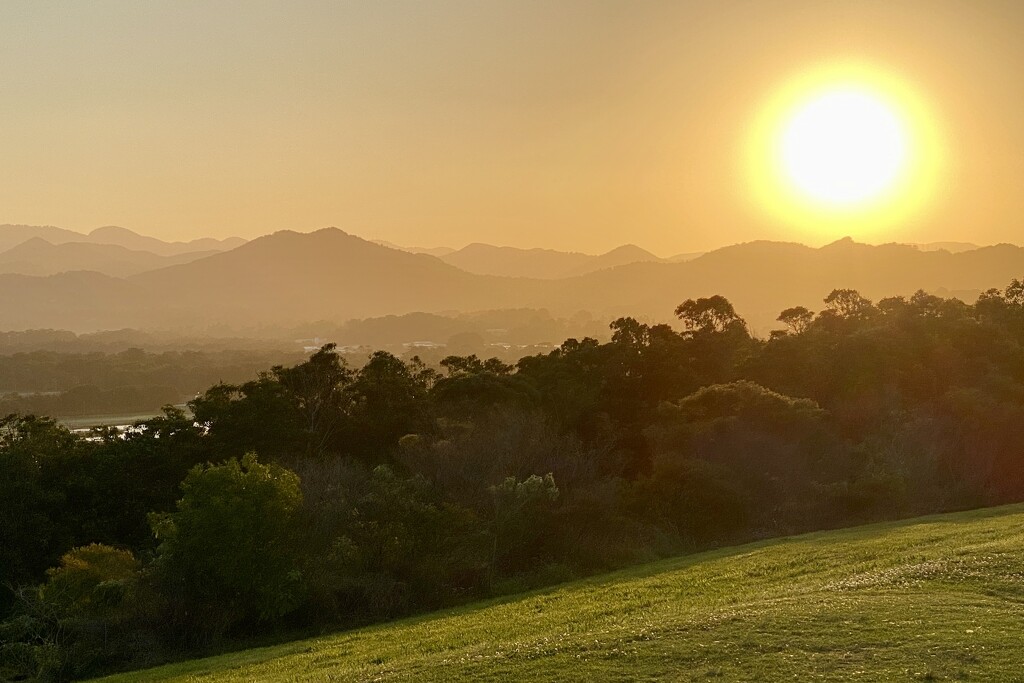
left=95, top=504, right=1024, bottom=682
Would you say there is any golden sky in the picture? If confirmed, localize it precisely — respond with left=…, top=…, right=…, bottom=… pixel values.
left=1, top=1, right=1021, bottom=254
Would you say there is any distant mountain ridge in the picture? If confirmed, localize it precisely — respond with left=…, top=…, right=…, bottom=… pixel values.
left=0, top=226, right=1021, bottom=336
left=0, top=225, right=91, bottom=253
left=126, top=228, right=548, bottom=329
left=87, top=226, right=246, bottom=256
left=0, top=224, right=246, bottom=256
left=0, top=238, right=219, bottom=278
left=437, top=242, right=664, bottom=278
left=371, top=240, right=455, bottom=258
left=533, top=237, right=1024, bottom=332
left=912, top=241, right=982, bottom=253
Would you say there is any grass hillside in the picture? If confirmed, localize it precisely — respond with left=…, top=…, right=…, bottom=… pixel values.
left=96, top=505, right=1024, bottom=682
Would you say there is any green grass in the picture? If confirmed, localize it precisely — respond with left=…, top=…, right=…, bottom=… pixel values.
left=95, top=505, right=1024, bottom=682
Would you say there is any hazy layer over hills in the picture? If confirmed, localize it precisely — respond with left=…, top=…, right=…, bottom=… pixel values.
left=914, top=241, right=981, bottom=253
left=127, top=228, right=543, bottom=329
left=86, top=226, right=247, bottom=256
left=0, top=225, right=1020, bottom=335
left=533, top=237, right=1019, bottom=332
left=371, top=240, right=455, bottom=258
left=0, top=224, right=245, bottom=256
left=0, top=238, right=219, bottom=277
left=437, top=243, right=664, bottom=278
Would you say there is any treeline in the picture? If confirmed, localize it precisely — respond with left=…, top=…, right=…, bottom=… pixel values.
left=322, top=308, right=608, bottom=348
left=0, top=349, right=304, bottom=417
left=0, top=329, right=295, bottom=354
left=4, top=281, right=1024, bottom=680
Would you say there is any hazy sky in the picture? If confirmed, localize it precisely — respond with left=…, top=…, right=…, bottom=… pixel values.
left=2, top=1, right=1022, bottom=254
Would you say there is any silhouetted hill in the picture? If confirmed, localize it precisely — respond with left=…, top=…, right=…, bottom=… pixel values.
left=372, top=240, right=456, bottom=257
left=128, top=228, right=545, bottom=328
left=86, top=226, right=246, bottom=256
left=0, top=224, right=85, bottom=252
left=1, top=231, right=1022, bottom=335
left=537, top=237, right=1024, bottom=332
left=440, top=242, right=663, bottom=278
left=0, top=238, right=219, bottom=277
left=914, top=241, right=981, bottom=253
left=0, top=224, right=245, bottom=258
left=667, top=251, right=705, bottom=263
left=440, top=243, right=593, bottom=278
left=0, top=271, right=153, bottom=331
left=561, top=244, right=663, bottom=276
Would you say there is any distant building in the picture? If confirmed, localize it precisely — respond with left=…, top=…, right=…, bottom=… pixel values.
left=403, top=341, right=446, bottom=350
left=297, top=337, right=327, bottom=353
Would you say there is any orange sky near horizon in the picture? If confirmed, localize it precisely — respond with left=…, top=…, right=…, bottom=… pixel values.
left=1, top=1, right=1022, bottom=255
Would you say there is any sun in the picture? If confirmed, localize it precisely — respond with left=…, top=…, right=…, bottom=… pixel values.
left=745, top=63, right=945, bottom=241
left=780, top=87, right=908, bottom=207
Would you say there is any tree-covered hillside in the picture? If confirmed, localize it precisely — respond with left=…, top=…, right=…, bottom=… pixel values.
left=4, top=279, right=1024, bottom=680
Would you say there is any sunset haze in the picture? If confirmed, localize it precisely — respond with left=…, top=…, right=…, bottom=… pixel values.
left=3, top=1, right=1022, bottom=253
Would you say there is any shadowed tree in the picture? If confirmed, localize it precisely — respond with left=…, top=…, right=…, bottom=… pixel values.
left=777, top=306, right=815, bottom=334
left=823, top=288, right=874, bottom=319
left=272, top=344, right=352, bottom=458
left=674, top=296, right=752, bottom=393
left=149, top=453, right=305, bottom=642
left=189, top=376, right=305, bottom=461
left=1005, top=278, right=1024, bottom=306
left=439, top=354, right=513, bottom=376
left=0, top=415, right=85, bottom=614
left=343, top=351, right=435, bottom=458
left=609, top=317, right=651, bottom=348
left=674, top=295, right=745, bottom=334
left=489, top=473, right=559, bottom=575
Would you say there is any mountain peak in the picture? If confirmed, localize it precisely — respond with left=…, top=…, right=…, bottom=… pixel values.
left=601, top=244, right=658, bottom=259
left=10, top=236, right=54, bottom=249
left=90, top=225, right=138, bottom=238
left=822, top=236, right=858, bottom=249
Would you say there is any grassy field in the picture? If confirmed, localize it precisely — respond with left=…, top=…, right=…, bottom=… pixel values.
left=95, top=505, right=1024, bottom=682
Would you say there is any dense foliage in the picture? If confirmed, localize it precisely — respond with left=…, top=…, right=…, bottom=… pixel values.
left=4, top=281, right=1024, bottom=680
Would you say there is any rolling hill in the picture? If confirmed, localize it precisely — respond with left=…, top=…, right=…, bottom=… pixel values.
left=127, top=228, right=547, bottom=328
left=439, top=242, right=664, bottom=278
left=0, top=228, right=1022, bottom=334
left=915, top=241, right=982, bottom=253
left=118, top=235, right=1024, bottom=335
left=0, top=224, right=245, bottom=257
left=372, top=239, right=456, bottom=257
left=94, top=503, right=1024, bottom=682
left=534, top=238, right=1024, bottom=332
left=0, top=224, right=87, bottom=253
left=0, top=238, right=219, bottom=277
left=0, top=271, right=154, bottom=331
left=85, top=226, right=246, bottom=256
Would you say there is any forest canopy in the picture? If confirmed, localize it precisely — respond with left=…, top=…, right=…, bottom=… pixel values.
left=4, top=280, right=1024, bottom=680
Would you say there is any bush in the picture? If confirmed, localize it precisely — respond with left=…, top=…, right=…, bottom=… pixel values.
left=149, top=453, right=306, bottom=642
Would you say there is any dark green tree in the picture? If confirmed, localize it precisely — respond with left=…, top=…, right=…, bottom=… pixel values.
left=674, top=295, right=745, bottom=334
left=149, top=453, right=306, bottom=641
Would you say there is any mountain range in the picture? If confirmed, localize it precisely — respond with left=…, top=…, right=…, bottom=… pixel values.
left=0, top=224, right=245, bottom=257
left=0, top=238, right=220, bottom=278
left=435, top=243, right=665, bottom=279
left=379, top=241, right=703, bottom=278
left=0, top=224, right=1017, bottom=336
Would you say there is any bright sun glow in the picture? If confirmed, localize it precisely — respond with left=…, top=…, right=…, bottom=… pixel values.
left=746, top=63, right=945, bottom=241
left=780, top=87, right=908, bottom=206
